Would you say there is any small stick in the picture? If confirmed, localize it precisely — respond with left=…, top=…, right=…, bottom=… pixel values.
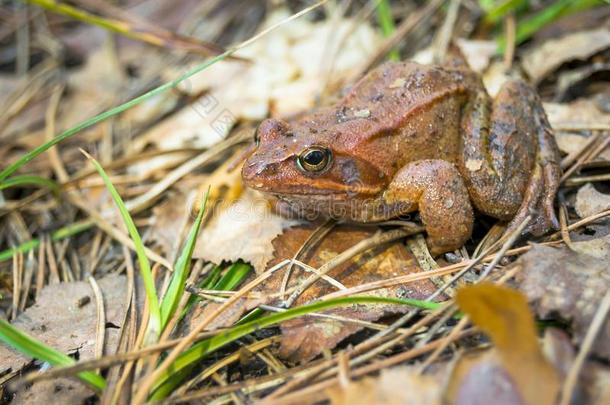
left=503, top=13, right=516, bottom=70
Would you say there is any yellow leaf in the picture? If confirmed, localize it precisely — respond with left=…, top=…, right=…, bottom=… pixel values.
left=455, top=283, right=560, bottom=405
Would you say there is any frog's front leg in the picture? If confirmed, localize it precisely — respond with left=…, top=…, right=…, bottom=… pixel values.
left=381, top=160, right=474, bottom=255
left=460, top=80, right=560, bottom=236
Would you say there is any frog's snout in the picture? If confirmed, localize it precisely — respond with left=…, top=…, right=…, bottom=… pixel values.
left=241, top=157, right=275, bottom=190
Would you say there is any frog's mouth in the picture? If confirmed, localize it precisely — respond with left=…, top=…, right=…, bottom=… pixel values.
left=263, top=181, right=383, bottom=197
left=272, top=188, right=378, bottom=202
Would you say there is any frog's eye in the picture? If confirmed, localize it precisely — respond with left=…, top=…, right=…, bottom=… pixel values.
left=297, top=147, right=332, bottom=173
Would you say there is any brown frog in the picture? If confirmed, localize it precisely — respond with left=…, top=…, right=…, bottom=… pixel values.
left=242, top=56, right=561, bottom=255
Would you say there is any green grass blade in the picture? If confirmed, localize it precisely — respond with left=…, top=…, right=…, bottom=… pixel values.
left=160, top=193, right=208, bottom=329
left=178, top=264, right=224, bottom=320
left=211, top=261, right=252, bottom=291
left=0, top=319, right=106, bottom=390
left=83, top=151, right=161, bottom=343
left=150, top=295, right=441, bottom=398
left=236, top=307, right=266, bottom=325
left=482, top=0, right=527, bottom=24
left=477, top=0, right=495, bottom=11
left=497, top=0, right=602, bottom=50
left=0, top=175, right=59, bottom=193
left=201, top=265, right=224, bottom=289
left=0, top=220, right=94, bottom=263
left=376, top=0, right=400, bottom=61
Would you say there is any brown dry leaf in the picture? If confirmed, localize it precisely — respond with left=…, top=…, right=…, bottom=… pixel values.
left=522, top=27, right=610, bottom=84
left=575, top=183, right=610, bottom=218
left=545, top=99, right=610, bottom=162
left=588, top=363, right=610, bottom=405
left=545, top=99, right=610, bottom=131
left=0, top=273, right=128, bottom=375
left=516, top=237, right=610, bottom=359
left=9, top=378, right=95, bottom=404
left=554, top=132, right=610, bottom=162
left=412, top=39, right=496, bottom=74
left=327, top=366, right=443, bottom=405
left=194, top=189, right=298, bottom=272
left=60, top=47, right=124, bottom=131
left=454, top=284, right=560, bottom=405
left=448, top=349, right=536, bottom=405
left=455, top=39, right=497, bottom=73
left=258, top=224, right=438, bottom=363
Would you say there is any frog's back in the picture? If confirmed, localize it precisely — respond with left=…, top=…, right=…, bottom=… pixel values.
left=343, top=61, right=467, bottom=116
left=335, top=61, right=471, bottom=173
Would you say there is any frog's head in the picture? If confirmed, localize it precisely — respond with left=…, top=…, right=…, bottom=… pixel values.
left=242, top=117, right=386, bottom=201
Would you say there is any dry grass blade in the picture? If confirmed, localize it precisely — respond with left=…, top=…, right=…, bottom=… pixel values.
left=88, top=276, right=106, bottom=364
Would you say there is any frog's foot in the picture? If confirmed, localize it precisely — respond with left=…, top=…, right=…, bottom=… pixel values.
left=507, top=115, right=561, bottom=237
left=384, top=160, right=474, bottom=256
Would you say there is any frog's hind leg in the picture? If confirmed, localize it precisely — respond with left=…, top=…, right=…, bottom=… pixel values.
left=460, top=80, right=561, bottom=236
left=382, top=160, right=474, bottom=255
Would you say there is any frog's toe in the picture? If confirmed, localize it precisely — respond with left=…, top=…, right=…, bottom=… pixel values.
left=507, top=159, right=559, bottom=237
left=541, top=157, right=561, bottom=230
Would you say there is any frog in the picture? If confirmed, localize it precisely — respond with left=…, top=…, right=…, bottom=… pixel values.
left=241, top=55, right=561, bottom=255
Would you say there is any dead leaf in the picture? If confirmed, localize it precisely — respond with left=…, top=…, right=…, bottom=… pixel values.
left=0, top=273, right=128, bottom=375
left=588, top=363, right=610, bottom=405
left=516, top=237, right=610, bottom=359
left=554, top=133, right=610, bottom=163
left=455, top=39, right=497, bottom=73
left=194, top=189, right=298, bottom=272
left=542, top=328, right=576, bottom=378
left=166, top=8, right=382, bottom=119
left=522, top=28, right=610, bottom=84
left=60, top=47, right=124, bottom=131
left=328, top=366, right=443, bottom=405
left=575, top=183, right=610, bottom=218
left=412, top=39, right=497, bottom=75
left=482, top=61, right=511, bottom=97
left=258, top=224, right=438, bottom=363
left=9, top=378, right=95, bottom=404
left=454, top=284, right=560, bottom=405
left=447, top=350, right=529, bottom=405
left=545, top=99, right=610, bottom=136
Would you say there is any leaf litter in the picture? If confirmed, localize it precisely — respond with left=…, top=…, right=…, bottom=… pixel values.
left=1, top=1, right=610, bottom=404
